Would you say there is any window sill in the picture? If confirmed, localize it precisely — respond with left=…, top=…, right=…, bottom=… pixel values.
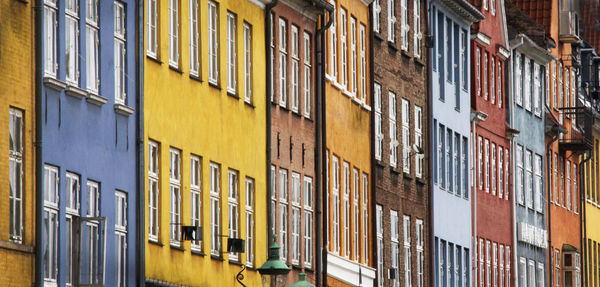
left=304, top=266, right=314, bottom=272
left=227, top=92, right=240, bottom=100
left=400, top=49, right=411, bottom=58
left=414, top=57, right=425, bottom=66
left=279, top=104, right=289, bottom=112
left=170, top=244, right=185, bottom=252
left=361, top=104, right=372, bottom=111
left=303, top=115, right=313, bottom=122
left=147, top=55, right=163, bottom=65
left=169, top=65, right=184, bottom=74
left=65, top=85, right=87, bottom=99
left=43, top=77, right=66, bottom=91
left=0, top=239, right=34, bottom=253
left=229, top=260, right=244, bottom=266
left=416, top=177, right=426, bottom=185
left=149, top=239, right=164, bottom=247
left=211, top=254, right=224, bottom=261
left=374, top=33, right=384, bottom=42
left=342, top=89, right=354, bottom=99
left=191, top=249, right=205, bottom=256
left=292, top=264, right=303, bottom=270
left=86, top=93, right=108, bottom=106
left=403, top=171, right=413, bottom=180
left=387, top=42, right=399, bottom=52
left=375, top=160, right=385, bottom=167
left=190, top=74, right=203, bottom=82
left=390, top=166, right=402, bottom=174
left=114, top=103, right=134, bottom=116
left=209, top=82, right=222, bottom=90
left=351, top=95, right=362, bottom=105
left=244, top=101, right=255, bottom=109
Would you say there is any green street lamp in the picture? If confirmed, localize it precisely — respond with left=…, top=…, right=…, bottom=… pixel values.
left=288, top=273, right=314, bottom=287
left=258, top=235, right=291, bottom=287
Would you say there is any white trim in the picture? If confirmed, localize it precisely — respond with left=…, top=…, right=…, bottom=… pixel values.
left=473, top=32, right=491, bottom=47
left=327, top=251, right=377, bottom=286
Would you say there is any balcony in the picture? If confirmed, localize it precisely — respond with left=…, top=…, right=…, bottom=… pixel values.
left=558, top=106, right=593, bottom=152
left=559, top=11, right=580, bottom=43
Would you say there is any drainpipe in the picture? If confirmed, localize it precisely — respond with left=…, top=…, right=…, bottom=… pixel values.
left=426, top=2, right=434, bottom=286
left=580, top=150, right=591, bottom=287
left=34, top=0, right=44, bottom=286
left=136, top=0, right=146, bottom=285
left=265, top=0, right=278, bottom=251
left=470, top=110, right=487, bottom=283
left=316, top=7, right=334, bottom=286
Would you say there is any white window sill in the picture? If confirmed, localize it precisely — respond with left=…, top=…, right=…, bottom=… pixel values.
left=65, top=85, right=87, bottom=99
left=343, top=89, right=354, bottom=98
left=362, top=104, right=372, bottom=111
left=86, top=92, right=108, bottom=106
left=114, top=103, right=134, bottom=116
left=43, top=77, right=66, bottom=91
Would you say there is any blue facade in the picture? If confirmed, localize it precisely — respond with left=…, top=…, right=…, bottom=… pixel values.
left=39, top=0, right=137, bottom=286
left=430, top=1, right=482, bottom=286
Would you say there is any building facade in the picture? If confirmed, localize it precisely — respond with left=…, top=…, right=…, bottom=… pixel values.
left=506, top=1, right=555, bottom=286
left=269, top=0, right=321, bottom=283
left=143, top=0, right=268, bottom=285
left=323, top=0, right=375, bottom=283
left=370, top=0, right=429, bottom=285
left=429, top=1, right=482, bottom=286
left=38, top=0, right=138, bottom=286
left=0, top=1, right=36, bottom=285
left=470, top=1, right=513, bottom=287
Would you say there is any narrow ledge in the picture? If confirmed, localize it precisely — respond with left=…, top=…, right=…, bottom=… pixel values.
left=114, top=103, right=135, bottom=116
left=148, top=239, right=164, bottom=247
left=86, top=93, right=108, bottom=106
left=0, top=239, right=34, bottom=253
left=170, top=244, right=185, bottom=252
left=43, top=77, right=66, bottom=91
left=65, top=85, right=87, bottom=99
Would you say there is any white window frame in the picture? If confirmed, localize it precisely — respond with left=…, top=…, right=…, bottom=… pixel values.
left=210, top=163, right=221, bottom=256
left=9, top=109, right=24, bottom=243
left=44, top=0, right=58, bottom=77
left=340, top=8, right=348, bottom=88
left=332, top=155, right=340, bottom=254
left=403, top=215, right=412, bottom=287
left=303, top=32, right=312, bottom=118
left=537, top=262, right=545, bottom=287
left=391, top=211, right=400, bottom=287
left=484, top=52, right=488, bottom=100
left=478, top=136, right=483, bottom=190
left=402, top=99, right=411, bottom=173
left=374, top=84, right=383, bottom=161
left=279, top=169, right=288, bottom=260
left=362, top=173, right=369, bottom=264
left=148, top=141, right=160, bottom=241
left=65, top=172, right=80, bottom=287
left=415, top=106, right=423, bottom=178
left=413, top=0, right=421, bottom=58
left=86, top=180, right=102, bottom=284
left=353, top=169, right=359, bottom=261
left=526, top=150, right=533, bottom=209
left=291, top=25, right=300, bottom=112
left=147, top=0, right=158, bottom=57
left=114, top=2, right=127, bottom=105
left=534, top=154, right=543, bottom=212
left=485, top=139, right=489, bottom=193
left=400, top=0, right=408, bottom=51
left=486, top=240, right=491, bottom=287
left=360, top=24, right=367, bottom=103
left=390, top=92, right=398, bottom=167
left=516, top=145, right=524, bottom=205
left=534, top=62, right=541, bottom=115
left=416, top=219, right=424, bottom=287
left=303, top=177, right=313, bottom=267
left=498, top=147, right=503, bottom=199
left=115, top=190, right=127, bottom=287
left=190, top=156, right=202, bottom=251
left=86, top=0, right=100, bottom=94
left=329, top=7, right=337, bottom=78
left=244, top=23, right=252, bottom=104
left=228, top=170, right=240, bottom=261
left=476, top=47, right=481, bottom=97
left=169, top=149, right=182, bottom=246
left=66, top=0, right=80, bottom=85
left=491, top=143, right=496, bottom=195
left=291, top=172, right=301, bottom=265
left=373, top=0, right=381, bottom=33
left=497, top=61, right=502, bottom=107
left=343, top=162, right=351, bottom=257
left=279, top=18, right=288, bottom=107
left=168, top=0, right=180, bottom=67
left=493, top=243, right=498, bottom=287
left=566, top=161, right=571, bottom=210
left=350, top=17, right=358, bottom=95
left=491, top=60, right=496, bottom=104
left=226, top=12, right=237, bottom=94
left=189, top=0, right=200, bottom=76
left=245, top=178, right=254, bottom=267
left=377, top=205, right=384, bottom=287
left=208, top=1, right=219, bottom=84
left=388, top=0, right=396, bottom=42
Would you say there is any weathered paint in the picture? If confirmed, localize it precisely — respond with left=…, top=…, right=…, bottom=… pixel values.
left=143, top=0, right=268, bottom=285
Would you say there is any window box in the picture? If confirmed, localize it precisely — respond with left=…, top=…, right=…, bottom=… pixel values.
left=65, top=85, right=87, bottom=99
left=43, top=77, right=66, bottom=91
left=86, top=93, right=108, bottom=106
left=114, top=104, right=134, bottom=116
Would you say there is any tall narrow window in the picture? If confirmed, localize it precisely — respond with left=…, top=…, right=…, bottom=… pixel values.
left=43, top=165, right=59, bottom=284
left=340, top=9, right=348, bottom=87
left=499, top=246, right=504, bottom=287
left=343, top=162, right=351, bottom=257
left=413, top=0, right=421, bottom=58
left=388, top=0, right=396, bottom=42
left=491, top=60, right=496, bottom=104
left=291, top=172, right=301, bottom=264
left=279, top=18, right=288, bottom=107
left=147, top=0, right=158, bottom=57
left=440, top=126, right=446, bottom=187
left=278, top=169, right=288, bottom=259
left=515, top=52, right=522, bottom=105
left=391, top=211, right=400, bottom=287
left=87, top=181, right=102, bottom=284
left=516, top=145, right=524, bottom=205
left=66, top=0, right=79, bottom=85
left=228, top=170, right=240, bottom=261
left=208, top=1, right=219, bottom=84
left=226, top=12, right=237, bottom=94
left=329, top=9, right=337, bottom=78
left=244, top=24, right=252, bottom=104
left=390, top=92, right=398, bottom=167
left=353, top=169, right=359, bottom=260
left=486, top=240, right=491, bottom=287
left=485, top=139, right=489, bottom=193
left=9, top=109, right=23, bottom=242
left=415, top=106, right=423, bottom=178
left=497, top=61, right=502, bottom=107
left=526, top=150, right=533, bottom=208
left=566, top=161, right=571, bottom=210
left=446, top=17, right=452, bottom=82
left=525, top=58, right=532, bottom=111
left=478, top=136, right=483, bottom=190
left=169, top=0, right=180, bottom=67
left=65, top=172, right=80, bottom=286
left=533, top=63, right=541, bottom=115
left=148, top=141, right=160, bottom=240
left=210, top=163, right=221, bottom=256
left=491, top=143, right=496, bottom=195
left=560, top=156, right=565, bottom=206
left=360, top=25, right=367, bottom=102
left=350, top=18, right=358, bottom=95
left=291, top=25, right=300, bottom=112
left=463, top=137, right=468, bottom=197
left=304, top=32, right=312, bottom=117
left=404, top=215, right=412, bottom=287
left=400, top=0, right=408, bottom=51
left=554, top=153, right=558, bottom=203
left=552, top=61, right=557, bottom=108
left=373, top=0, right=381, bottom=33
left=479, top=239, right=484, bottom=287
left=191, top=156, right=202, bottom=251
left=86, top=0, right=100, bottom=93
left=115, top=191, right=127, bottom=287
left=493, top=243, right=498, bottom=287
left=245, top=178, right=254, bottom=267
left=537, top=262, right=545, bottom=287
left=476, top=47, right=481, bottom=97
left=490, top=0, right=495, bottom=14
left=483, top=52, right=488, bottom=100
left=377, top=205, right=384, bottom=287
left=416, top=219, right=424, bottom=287
left=304, top=177, right=313, bottom=267
left=374, top=84, right=383, bottom=160
left=498, top=147, right=504, bottom=198
left=114, top=2, right=127, bottom=105
left=573, top=163, right=577, bottom=213
left=534, top=154, right=543, bottom=212
left=559, top=62, right=563, bottom=109
left=362, top=173, right=369, bottom=264
left=402, top=99, right=411, bottom=173
left=44, top=0, right=58, bottom=77
left=170, top=149, right=182, bottom=246
left=460, top=29, right=467, bottom=91
left=189, top=0, right=200, bottom=76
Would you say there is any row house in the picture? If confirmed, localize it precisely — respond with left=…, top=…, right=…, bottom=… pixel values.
left=142, top=0, right=268, bottom=285
left=39, top=0, right=138, bottom=286
left=323, top=0, right=375, bottom=283
left=370, top=0, right=429, bottom=285
left=469, top=1, right=513, bottom=287
left=0, top=0, right=36, bottom=285
left=429, top=1, right=483, bottom=287
left=506, top=1, right=555, bottom=286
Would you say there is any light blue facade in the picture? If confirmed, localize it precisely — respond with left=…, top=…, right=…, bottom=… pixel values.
left=38, top=0, right=137, bottom=286
left=429, top=1, right=482, bottom=286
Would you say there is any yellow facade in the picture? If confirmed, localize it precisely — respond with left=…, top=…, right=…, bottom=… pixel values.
left=0, top=1, right=36, bottom=286
left=584, top=126, right=600, bottom=286
left=143, top=0, right=267, bottom=285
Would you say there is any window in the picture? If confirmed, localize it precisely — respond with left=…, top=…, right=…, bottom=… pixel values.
left=291, top=172, right=301, bottom=264
left=526, top=150, right=533, bottom=208
left=86, top=0, right=100, bottom=93
left=573, top=163, right=577, bottom=213
left=535, top=154, right=543, bottom=212
left=169, top=0, right=180, bottom=67
left=516, top=145, right=524, bottom=205
left=388, top=0, right=396, bottom=42
left=208, top=1, right=219, bottom=84
left=329, top=9, right=337, bottom=78
left=479, top=239, right=484, bottom=287
left=362, top=173, right=369, bottom=264
left=352, top=169, right=359, bottom=261
left=227, top=170, right=240, bottom=261
left=486, top=240, right=491, bottom=287
left=497, top=61, right=502, bottom=107
left=559, top=62, right=563, bottom=109
left=462, top=137, right=468, bottom=197
left=415, top=106, right=423, bottom=178
left=245, top=178, right=254, bottom=267
left=506, top=247, right=511, bottom=286
left=114, top=2, right=127, bottom=104
left=360, top=24, right=367, bottom=102
left=567, top=161, right=571, bottom=210
left=498, top=147, right=504, bottom=199
left=377, top=205, right=384, bottom=287
left=440, top=126, right=446, bottom=188
left=210, top=163, right=221, bottom=256
left=226, top=12, right=237, bottom=94
left=499, top=246, right=504, bottom=287
left=446, top=18, right=452, bottom=82
left=560, top=156, right=565, bottom=206
left=400, top=0, right=408, bottom=51
left=391, top=211, right=400, bottom=287
left=452, top=133, right=458, bottom=193
left=400, top=99, right=410, bottom=173
left=525, top=58, right=532, bottom=111
left=304, top=177, right=313, bottom=267
left=343, top=162, right=350, bottom=257
left=390, top=92, right=398, bottom=167
left=9, top=109, right=23, bottom=243
left=115, top=191, right=127, bottom=287
left=484, top=52, right=488, bottom=100
left=519, top=257, right=526, bottom=287
left=553, top=153, right=558, bottom=203
left=66, top=0, right=79, bottom=84
left=374, top=84, right=383, bottom=161
left=189, top=0, right=200, bottom=76
left=490, top=0, right=495, bottom=14
left=515, top=53, right=522, bottom=105
left=332, top=156, right=340, bottom=253
left=304, top=32, right=312, bottom=117
left=534, top=63, right=541, bottom=115
left=528, top=260, right=535, bottom=287
left=552, top=61, right=557, bottom=108
left=413, top=0, right=421, bottom=58
left=170, top=149, right=182, bottom=246
left=476, top=47, right=481, bottom=97
left=340, top=8, right=348, bottom=88
left=373, top=0, right=381, bottom=33
left=148, top=141, right=160, bottom=240
left=571, top=70, right=576, bottom=107
left=242, top=24, right=252, bottom=103
left=461, top=29, right=467, bottom=91
left=350, top=18, right=358, bottom=95
left=147, top=0, right=158, bottom=57
left=491, top=143, right=496, bottom=195
left=44, top=0, right=58, bottom=77
left=493, top=243, right=498, bottom=287
left=491, top=60, right=496, bottom=104
left=555, top=250, right=560, bottom=287
left=42, top=166, right=59, bottom=284
left=505, top=148, right=509, bottom=200
left=416, top=219, right=424, bottom=287
left=483, top=0, right=488, bottom=10
left=291, top=25, right=300, bottom=112
left=478, top=136, right=483, bottom=190
left=537, top=262, right=545, bottom=287
left=279, top=18, right=288, bottom=107
left=404, top=215, right=412, bottom=287
left=485, top=139, right=489, bottom=193
left=65, top=172, right=80, bottom=286
left=87, top=181, right=101, bottom=284
left=190, top=156, right=202, bottom=250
